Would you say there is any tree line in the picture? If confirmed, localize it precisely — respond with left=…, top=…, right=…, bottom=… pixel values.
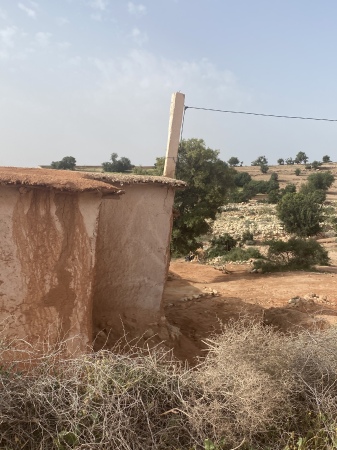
left=49, top=141, right=335, bottom=257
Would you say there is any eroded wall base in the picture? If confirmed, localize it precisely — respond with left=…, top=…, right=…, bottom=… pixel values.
left=0, top=186, right=102, bottom=355
left=93, top=184, right=175, bottom=343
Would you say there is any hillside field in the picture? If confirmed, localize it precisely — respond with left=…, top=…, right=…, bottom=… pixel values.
left=163, top=162, right=337, bottom=363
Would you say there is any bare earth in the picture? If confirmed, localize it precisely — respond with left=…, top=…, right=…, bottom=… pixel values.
left=163, top=257, right=337, bottom=364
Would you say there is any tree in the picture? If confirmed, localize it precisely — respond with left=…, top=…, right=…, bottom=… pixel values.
left=171, top=138, right=235, bottom=255
left=285, top=157, right=295, bottom=165
left=251, top=155, right=268, bottom=166
left=228, top=156, right=240, bottom=167
left=260, top=164, right=269, bottom=173
left=277, top=191, right=324, bottom=237
left=294, top=151, right=308, bottom=164
left=51, top=156, right=76, bottom=170
left=102, top=153, right=134, bottom=173
left=322, top=155, right=331, bottom=163
left=277, top=158, right=284, bottom=165
left=311, top=160, right=322, bottom=170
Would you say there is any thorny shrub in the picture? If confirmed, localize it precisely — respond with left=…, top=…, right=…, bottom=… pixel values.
left=2, top=323, right=337, bottom=449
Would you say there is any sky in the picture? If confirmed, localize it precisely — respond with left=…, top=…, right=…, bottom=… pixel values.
left=1, top=0, right=337, bottom=167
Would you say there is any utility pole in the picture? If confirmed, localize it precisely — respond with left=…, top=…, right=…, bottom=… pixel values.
left=163, top=92, right=185, bottom=178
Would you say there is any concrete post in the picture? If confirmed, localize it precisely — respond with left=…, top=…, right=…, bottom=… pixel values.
left=163, top=92, right=185, bottom=178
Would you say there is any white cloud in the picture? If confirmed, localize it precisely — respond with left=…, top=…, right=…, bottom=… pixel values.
left=89, top=50, right=247, bottom=106
left=0, top=26, right=21, bottom=60
left=69, top=55, right=81, bottom=66
left=0, top=26, right=17, bottom=48
left=131, top=27, right=148, bottom=46
left=0, top=9, right=8, bottom=21
left=127, top=2, right=147, bottom=15
left=56, top=17, right=69, bottom=26
left=18, top=2, right=37, bottom=19
left=90, top=12, right=103, bottom=21
left=35, top=32, right=52, bottom=47
left=89, top=0, right=109, bottom=11
left=57, top=41, right=71, bottom=50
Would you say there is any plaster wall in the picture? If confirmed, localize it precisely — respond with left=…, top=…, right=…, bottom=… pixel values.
left=0, top=186, right=102, bottom=354
left=93, top=184, right=175, bottom=338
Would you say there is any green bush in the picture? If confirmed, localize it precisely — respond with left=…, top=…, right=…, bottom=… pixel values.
left=253, top=237, right=329, bottom=272
left=295, top=168, right=301, bottom=176
left=311, top=160, right=323, bottom=169
left=277, top=192, right=324, bottom=236
left=218, top=247, right=262, bottom=262
left=267, top=189, right=280, bottom=204
left=300, top=183, right=327, bottom=203
left=241, top=230, right=254, bottom=242
left=206, top=233, right=237, bottom=258
left=280, top=183, right=296, bottom=196
left=234, top=171, right=252, bottom=187
left=307, top=171, right=335, bottom=191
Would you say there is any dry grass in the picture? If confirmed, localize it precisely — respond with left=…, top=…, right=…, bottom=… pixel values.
left=2, top=324, right=337, bottom=449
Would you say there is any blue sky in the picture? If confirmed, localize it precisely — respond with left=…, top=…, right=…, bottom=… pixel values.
left=1, top=0, right=337, bottom=167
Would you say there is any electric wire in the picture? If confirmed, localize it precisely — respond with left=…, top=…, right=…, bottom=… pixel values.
left=185, top=106, right=337, bottom=122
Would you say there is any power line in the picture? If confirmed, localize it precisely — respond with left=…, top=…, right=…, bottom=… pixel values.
left=185, top=106, right=337, bottom=122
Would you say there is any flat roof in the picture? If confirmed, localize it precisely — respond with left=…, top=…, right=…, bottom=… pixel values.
left=0, top=167, right=123, bottom=194
left=85, top=172, right=186, bottom=187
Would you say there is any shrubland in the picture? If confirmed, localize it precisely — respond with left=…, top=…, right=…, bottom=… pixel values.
left=3, top=323, right=337, bottom=449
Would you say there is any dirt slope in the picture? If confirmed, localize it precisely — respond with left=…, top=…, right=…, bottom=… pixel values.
left=163, top=260, right=337, bottom=364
